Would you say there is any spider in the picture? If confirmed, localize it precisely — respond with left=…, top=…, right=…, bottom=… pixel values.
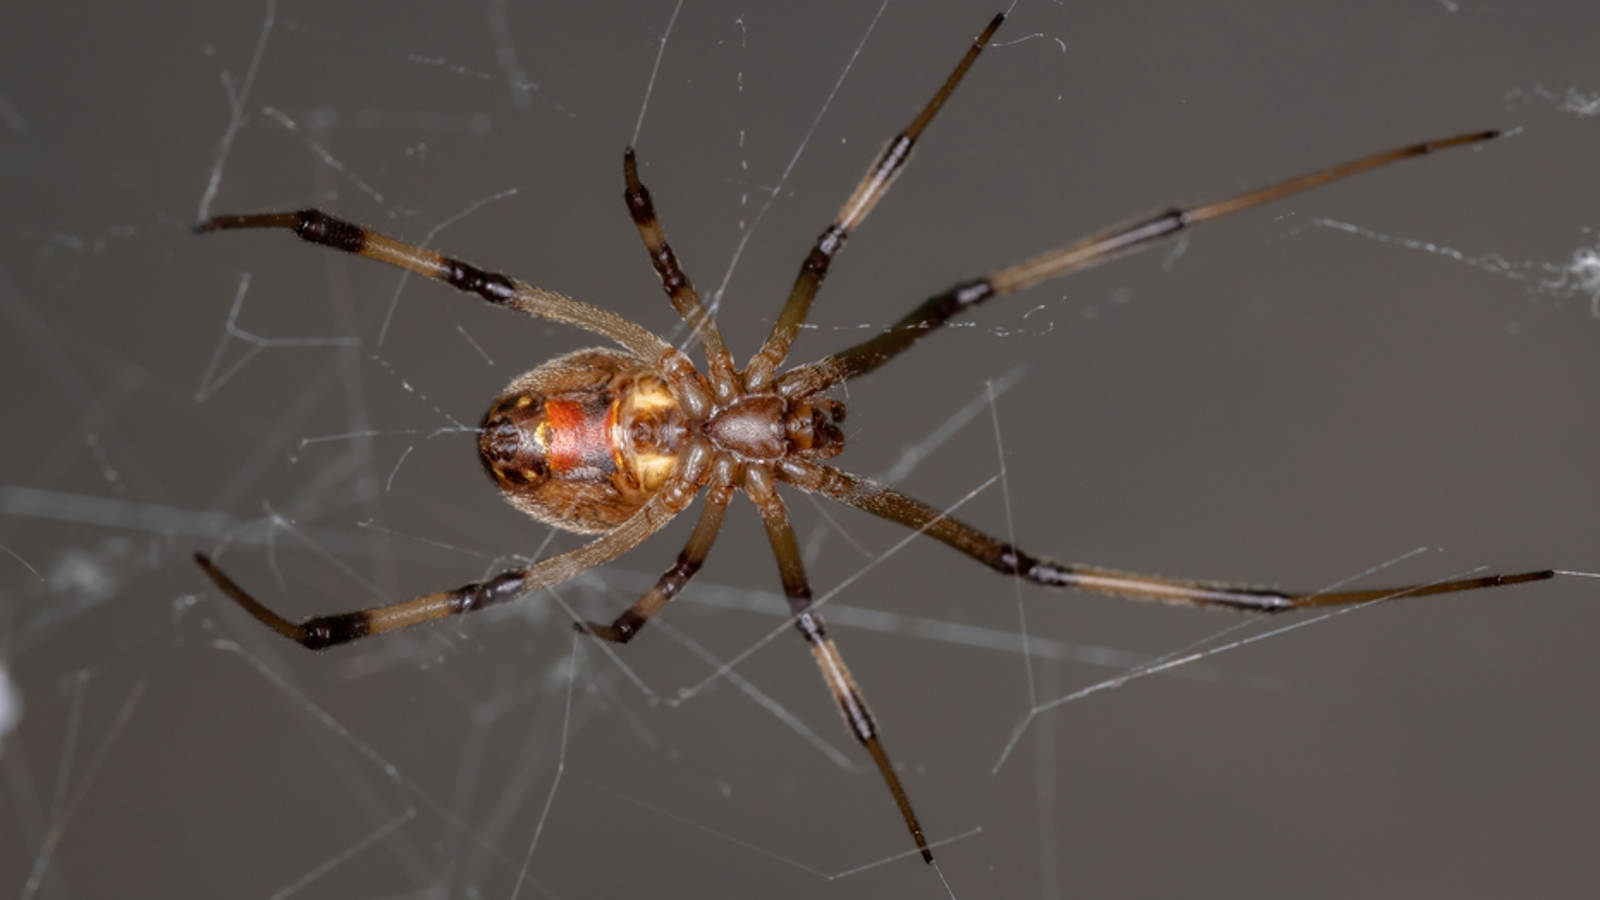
left=193, top=12, right=1552, bottom=866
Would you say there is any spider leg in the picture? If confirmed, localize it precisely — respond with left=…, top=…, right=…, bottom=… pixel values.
left=743, top=13, right=1006, bottom=391
left=581, top=456, right=740, bottom=643
left=197, top=449, right=711, bottom=650
left=778, top=459, right=1553, bottom=612
left=776, top=129, right=1501, bottom=398
left=621, top=148, right=739, bottom=403
left=743, top=464, right=934, bottom=864
left=196, top=208, right=716, bottom=415
left=196, top=210, right=679, bottom=363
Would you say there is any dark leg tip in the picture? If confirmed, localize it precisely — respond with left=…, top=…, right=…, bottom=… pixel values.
left=921, top=848, right=935, bottom=864
left=577, top=620, right=633, bottom=643
left=1490, top=569, right=1556, bottom=589
left=193, top=552, right=221, bottom=578
left=193, top=552, right=243, bottom=597
left=575, top=619, right=608, bottom=638
left=622, top=148, right=644, bottom=189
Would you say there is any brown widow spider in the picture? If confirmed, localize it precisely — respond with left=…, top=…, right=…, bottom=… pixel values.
left=193, top=12, right=1551, bottom=865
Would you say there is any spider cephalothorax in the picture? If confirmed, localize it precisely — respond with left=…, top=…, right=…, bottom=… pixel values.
left=192, top=11, right=1551, bottom=867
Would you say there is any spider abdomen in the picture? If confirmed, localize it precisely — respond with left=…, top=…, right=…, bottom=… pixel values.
left=479, top=348, right=685, bottom=534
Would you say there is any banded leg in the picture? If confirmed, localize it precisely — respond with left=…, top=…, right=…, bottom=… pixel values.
left=582, top=456, right=740, bottom=643
left=194, top=209, right=718, bottom=413
left=743, top=465, right=934, bottom=863
left=622, top=148, right=739, bottom=404
left=778, top=459, right=1553, bottom=611
left=743, top=13, right=1006, bottom=391
left=776, top=129, right=1501, bottom=399
left=197, top=458, right=707, bottom=650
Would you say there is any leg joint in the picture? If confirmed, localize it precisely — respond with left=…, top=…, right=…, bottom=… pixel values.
left=301, top=612, right=370, bottom=650
left=443, top=259, right=518, bottom=305
left=294, top=210, right=367, bottom=253
left=453, top=571, right=527, bottom=614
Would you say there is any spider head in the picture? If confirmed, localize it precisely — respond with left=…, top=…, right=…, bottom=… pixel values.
left=785, top=397, right=846, bottom=459
left=478, top=348, right=681, bottom=535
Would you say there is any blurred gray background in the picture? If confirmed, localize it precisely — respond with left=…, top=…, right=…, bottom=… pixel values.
left=2, top=1, right=1597, bottom=898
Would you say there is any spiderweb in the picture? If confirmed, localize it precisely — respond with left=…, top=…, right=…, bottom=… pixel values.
left=2, top=2, right=1598, bottom=898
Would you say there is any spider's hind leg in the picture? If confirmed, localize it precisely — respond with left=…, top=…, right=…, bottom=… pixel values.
left=194, top=208, right=675, bottom=363
left=620, top=148, right=739, bottom=403
left=195, top=552, right=528, bottom=650
left=580, top=456, right=739, bottom=643
left=195, top=479, right=697, bottom=650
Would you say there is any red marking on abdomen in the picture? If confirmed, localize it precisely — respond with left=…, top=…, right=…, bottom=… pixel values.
left=545, top=399, right=617, bottom=474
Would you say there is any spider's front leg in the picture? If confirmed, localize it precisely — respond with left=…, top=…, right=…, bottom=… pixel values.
left=742, top=13, right=1006, bottom=392
left=776, top=129, right=1501, bottom=398
left=743, top=465, right=935, bottom=864
left=777, top=459, right=1555, bottom=612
